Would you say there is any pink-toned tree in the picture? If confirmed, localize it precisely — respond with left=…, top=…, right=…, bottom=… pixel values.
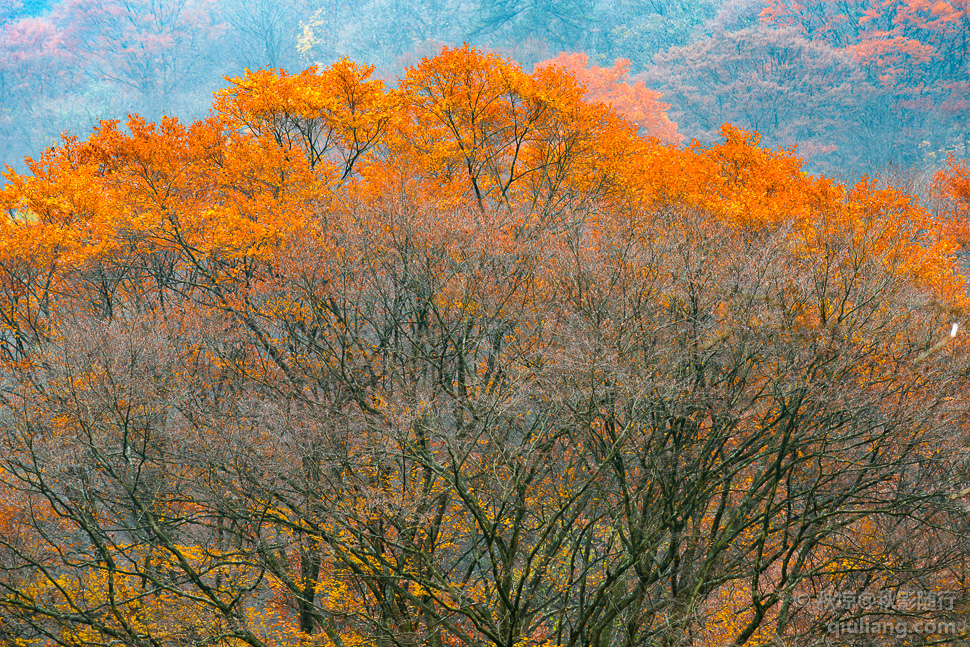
left=56, top=0, right=226, bottom=119
left=536, top=51, right=682, bottom=144
left=0, top=15, right=79, bottom=170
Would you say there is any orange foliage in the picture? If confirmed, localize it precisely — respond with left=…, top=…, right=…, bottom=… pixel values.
left=934, top=155, right=970, bottom=248
left=0, top=45, right=964, bottom=327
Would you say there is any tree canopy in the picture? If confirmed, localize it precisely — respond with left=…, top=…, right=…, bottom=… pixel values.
left=0, top=46, right=968, bottom=647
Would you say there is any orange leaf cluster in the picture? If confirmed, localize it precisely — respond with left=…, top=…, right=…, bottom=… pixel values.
left=934, top=155, right=970, bottom=247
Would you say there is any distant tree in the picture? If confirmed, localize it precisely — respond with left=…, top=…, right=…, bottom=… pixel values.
left=760, top=0, right=970, bottom=164
left=760, top=0, right=870, bottom=46
left=537, top=51, right=681, bottom=144
left=467, top=0, right=594, bottom=51
left=589, top=0, right=722, bottom=69
left=0, top=15, right=80, bottom=173
left=646, top=25, right=884, bottom=176
left=57, top=0, right=226, bottom=119
left=219, top=0, right=313, bottom=72
left=300, top=0, right=473, bottom=70
left=0, top=0, right=23, bottom=23
left=0, top=0, right=56, bottom=22
left=709, top=0, right=763, bottom=31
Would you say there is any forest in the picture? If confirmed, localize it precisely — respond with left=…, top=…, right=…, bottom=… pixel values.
left=4, top=0, right=970, bottom=179
left=1, top=1, right=970, bottom=647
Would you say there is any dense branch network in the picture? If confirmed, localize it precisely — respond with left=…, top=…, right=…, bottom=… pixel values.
left=0, top=46, right=968, bottom=647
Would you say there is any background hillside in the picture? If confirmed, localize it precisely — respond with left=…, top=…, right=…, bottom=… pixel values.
left=3, top=0, right=970, bottom=182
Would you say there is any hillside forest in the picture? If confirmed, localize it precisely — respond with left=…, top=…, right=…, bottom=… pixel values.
left=2, top=1, right=970, bottom=647
left=6, top=0, right=970, bottom=178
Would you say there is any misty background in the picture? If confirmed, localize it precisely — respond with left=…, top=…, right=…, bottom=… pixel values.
left=2, top=0, right=968, bottom=182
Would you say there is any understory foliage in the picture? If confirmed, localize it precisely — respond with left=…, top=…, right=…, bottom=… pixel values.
left=0, top=46, right=969, bottom=647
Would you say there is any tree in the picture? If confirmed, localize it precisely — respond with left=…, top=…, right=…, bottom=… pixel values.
left=218, top=0, right=313, bottom=71
left=934, top=155, right=970, bottom=256
left=646, top=25, right=881, bottom=176
left=0, top=0, right=24, bottom=23
left=536, top=52, right=681, bottom=145
left=587, top=0, right=723, bottom=70
left=57, top=0, right=227, bottom=120
left=466, top=0, right=594, bottom=52
left=760, top=0, right=970, bottom=166
left=0, top=46, right=967, bottom=647
left=0, top=15, right=79, bottom=174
